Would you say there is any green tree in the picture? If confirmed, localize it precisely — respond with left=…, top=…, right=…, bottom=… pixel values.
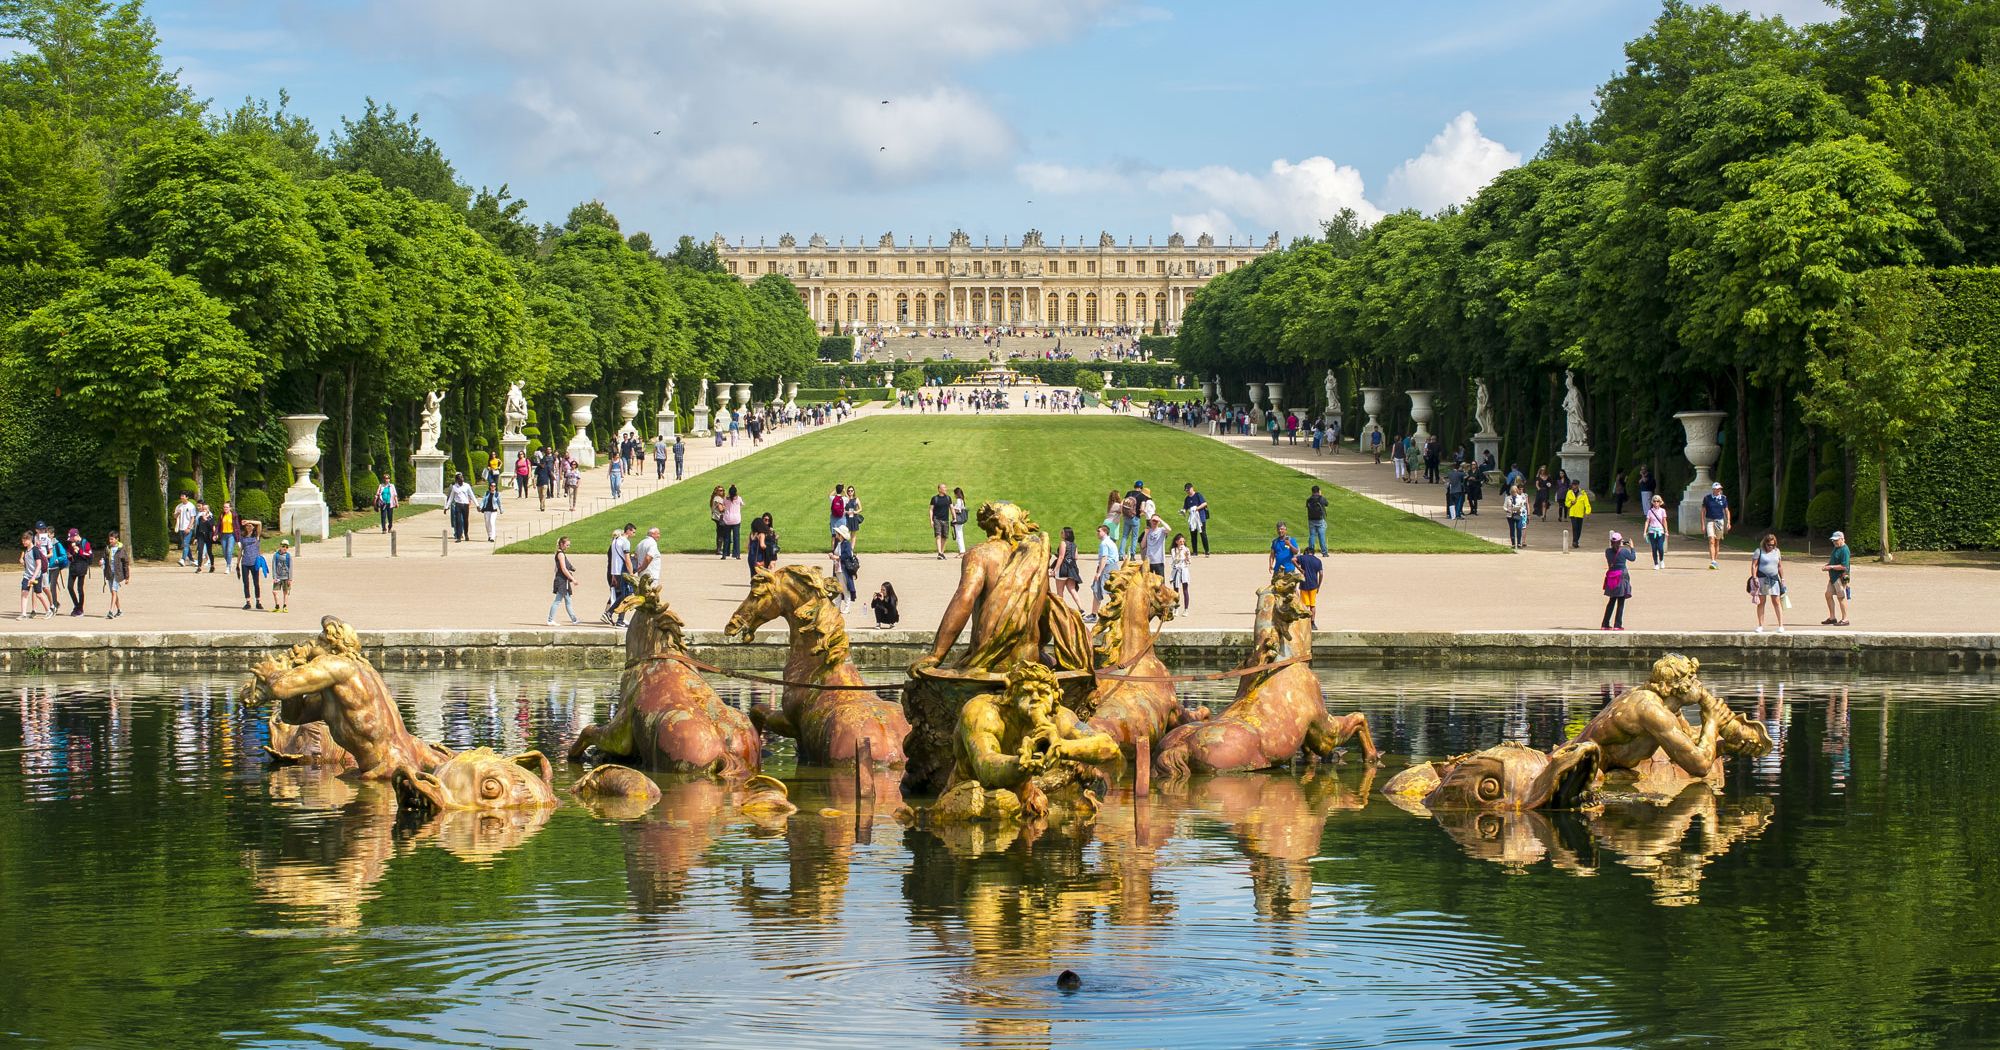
left=210, top=90, right=326, bottom=178
left=564, top=199, right=619, bottom=233
left=11, top=257, right=260, bottom=543
left=0, top=0, right=200, bottom=173
left=894, top=366, right=924, bottom=392
left=668, top=233, right=722, bottom=273
left=328, top=98, right=468, bottom=209
left=466, top=184, right=539, bottom=260
left=1802, top=268, right=1972, bottom=559
left=0, top=105, right=105, bottom=270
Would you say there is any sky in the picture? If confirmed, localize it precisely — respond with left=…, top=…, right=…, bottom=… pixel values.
left=146, top=0, right=1840, bottom=247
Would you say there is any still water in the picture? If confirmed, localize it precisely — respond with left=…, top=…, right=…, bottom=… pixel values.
left=1, top=665, right=1996, bottom=1048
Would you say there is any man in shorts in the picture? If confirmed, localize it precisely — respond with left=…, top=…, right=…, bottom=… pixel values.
left=1297, top=547, right=1323, bottom=627
left=1702, top=482, right=1732, bottom=569
left=930, top=483, right=953, bottom=560
left=271, top=538, right=293, bottom=612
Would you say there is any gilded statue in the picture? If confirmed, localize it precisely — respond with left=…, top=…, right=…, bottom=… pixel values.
left=1084, top=561, right=1203, bottom=754
left=1153, top=572, right=1377, bottom=777
left=903, top=501, right=1092, bottom=794
left=244, top=616, right=453, bottom=779
left=571, top=763, right=662, bottom=820
left=395, top=747, right=558, bottom=813
left=1563, top=654, right=1773, bottom=779
left=568, top=575, right=761, bottom=776
left=1381, top=740, right=1602, bottom=813
left=928, top=663, right=1120, bottom=825
left=724, top=564, right=910, bottom=767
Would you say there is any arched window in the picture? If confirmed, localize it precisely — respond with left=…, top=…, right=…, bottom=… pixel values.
left=934, top=293, right=946, bottom=323
left=1085, top=293, right=1098, bottom=325
left=846, top=293, right=859, bottom=322
left=1115, top=293, right=1128, bottom=323
left=914, top=295, right=927, bottom=324
left=1155, top=292, right=1166, bottom=321
left=866, top=292, right=878, bottom=323
left=1047, top=294, right=1059, bottom=323
left=1135, top=294, right=1148, bottom=322
left=1065, top=293, right=1078, bottom=324
left=896, top=293, right=909, bottom=323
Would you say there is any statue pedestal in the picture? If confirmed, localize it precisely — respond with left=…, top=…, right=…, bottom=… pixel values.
left=656, top=410, right=677, bottom=441
left=1674, top=410, right=1728, bottom=536
left=1559, top=445, right=1594, bottom=498
left=566, top=432, right=596, bottom=468
left=410, top=449, right=448, bottom=506
left=1473, top=436, right=1501, bottom=470
left=500, top=433, right=527, bottom=474
left=691, top=404, right=712, bottom=438
left=280, top=482, right=330, bottom=540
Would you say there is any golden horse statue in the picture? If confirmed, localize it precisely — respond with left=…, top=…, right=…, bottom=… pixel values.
left=724, top=564, right=910, bottom=767
left=1084, top=561, right=1202, bottom=754
left=1153, top=572, right=1377, bottom=778
left=568, top=575, right=761, bottom=777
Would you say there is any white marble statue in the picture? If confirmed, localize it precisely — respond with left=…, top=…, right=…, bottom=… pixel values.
left=418, top=389, right=445, bottom=453
left=697, top=377, right=709, bottom=412
left=664, top=374, right=676, bottom=409
left=503, top=381, right=528, bottom=437
left=1474, top=378, right=1495, bottom=436
left=1323, top=369, right=1339, bottom=414
left=1562, top=370, right=1589, bottom=448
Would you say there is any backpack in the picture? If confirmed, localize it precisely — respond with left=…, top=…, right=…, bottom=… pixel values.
left=46, top=541, right=67, bottom=569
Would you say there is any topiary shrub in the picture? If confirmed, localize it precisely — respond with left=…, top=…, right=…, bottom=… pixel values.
left=171, top=475, right=198, bottom=504
left=202, top=464, right=231, bottom=513
left=129, top=450, right=169, bottom=559
left=1805, top=489, right=1845, bottom=532
left=1074, top=370, right=1106, bottom=393
left=235, top=488, right=273, bottom=529
left=261, top=486, right=284, bottom=527
left=354, top=471, right=381, bottom=509
left=894, top=366, right=925, bottom=392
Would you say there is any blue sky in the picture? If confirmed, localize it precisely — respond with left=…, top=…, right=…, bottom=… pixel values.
left=147, top=0, right=1837, bottom=247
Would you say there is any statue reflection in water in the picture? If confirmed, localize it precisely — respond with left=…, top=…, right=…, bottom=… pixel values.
left=1175, top=766, right=1375, bottom=921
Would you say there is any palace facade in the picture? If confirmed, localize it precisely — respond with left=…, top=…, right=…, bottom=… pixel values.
left=716, top=229, right=1276, bottom=333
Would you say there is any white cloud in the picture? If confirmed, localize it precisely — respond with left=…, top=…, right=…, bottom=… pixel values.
left=292, top=0, right=1129, bottom=204
left=1734, top=0, right=1840, bottom=23
left=1169, top=210, right=1237, bottom=242
left=1381, top=111, right=1521, bottom=213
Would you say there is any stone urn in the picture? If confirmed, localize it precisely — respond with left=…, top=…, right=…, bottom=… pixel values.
left=1406, top=390, right=1435, bottom=442
left=616, top=389, right=642, bottom=439
left=566, top=393, right=597, bottom=467
left=1199, top=378, right=1215, bottom=404
left=1359, top=386, right=1385, bottom=449
left=279, top=414, right=331, bottom=539
left=733, top=383, right=753, bottom=410
left=1674, top=410, right=1728, bottom=535
left=786, top=381, right=800, bottom=410
left=1246, top=382, right=1265, bottom=411
left=1266, top=381, right=1285, bottom=416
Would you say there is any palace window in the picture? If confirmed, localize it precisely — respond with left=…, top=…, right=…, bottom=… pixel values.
left=1087, top=261, right=1096, bottom=274
left=1048, top=258, right=1058, bottom=272
left=747, top=260, right=759, bottom=274
left=915, top=295, right=927, bottom=323
left=975, top=261, right=985, bottom=275
left=1067, top=261, right=1077, bottom=274
left=917, top=261, right=926, bottom=274
left=727, top=261, right=738, bottom=273
left=898, top=260, right=907, bottom=273
left=868, top=261, right=877, bottom=274
left=1156, top=260, right=1165, bottom=273
left=1135, top=295, right=1148, bottom=321
left=1011, top=260, right=1021, bottom=275
left=1085, top=293, right=1098, bottom=324
left=847, top=261, right=857, bottom=274
left=1116, top=260, right=1126, bottom=274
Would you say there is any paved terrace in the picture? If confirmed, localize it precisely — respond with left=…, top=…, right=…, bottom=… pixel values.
left=5, top=404, right=1995, bottom=661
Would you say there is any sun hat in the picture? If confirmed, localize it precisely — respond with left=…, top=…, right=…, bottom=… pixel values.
left=279, top=538, right=291, bottom=547
left=833, top=524, right=852, bottom=539
left=1609, top=531, right=1623, bottom=543
left=1711, top=482, right=1723, bottom=490
left=1830, top=531, right=1845, bottom=542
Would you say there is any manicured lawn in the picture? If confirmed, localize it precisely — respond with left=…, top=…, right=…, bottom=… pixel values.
left=303, top=503, right=439, bottom=544
left=500, top=416, right=1498, bottom=555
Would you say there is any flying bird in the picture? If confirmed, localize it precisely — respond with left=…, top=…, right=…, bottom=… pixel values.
left=751, top=121, right=758, bottom=125
left=879, top=146, right=887, bottom=150
left=653, top=130, right=661, bottom=135
left=881, top=99, right=890, bottom=104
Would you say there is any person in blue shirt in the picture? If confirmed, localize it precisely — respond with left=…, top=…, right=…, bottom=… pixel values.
left=1701, top=482, right=1732, bottom=569
left=1181, top=482, right=1210, bottom=556
left=1268, top=521, right=1299, bottom=578
left=1297, top=549, right=1323, bottom=627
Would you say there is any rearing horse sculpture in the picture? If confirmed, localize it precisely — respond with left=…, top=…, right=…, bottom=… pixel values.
left=568, top=576, right=761, bottom=777
left=725, top=565, right=909, bottom=767
left=1084, top=561, right=1201, bottom=754
left=1153, top=572, right=1377, bottom=778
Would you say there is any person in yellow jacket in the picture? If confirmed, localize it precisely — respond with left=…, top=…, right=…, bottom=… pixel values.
left=1564, top=481, right=1592, bottom=551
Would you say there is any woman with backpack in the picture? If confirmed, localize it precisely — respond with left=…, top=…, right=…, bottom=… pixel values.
left=829, top=524, right=858, bottom=612
left=63, top=528, right=92, bottom=616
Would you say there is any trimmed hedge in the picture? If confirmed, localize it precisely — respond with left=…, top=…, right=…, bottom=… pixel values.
left=804, top=360, right=1183, bottom=388
left=1137, top=334, right=1176, bottom=359
left=0, top=363, right=118, bottom=544
left=819, top=335, right=856, bottom=359
left=1849, top=267, right=2000, bottom=551
left=129, top=450, right=168, bottom=558
left=235, top=488, right=273, bottom=529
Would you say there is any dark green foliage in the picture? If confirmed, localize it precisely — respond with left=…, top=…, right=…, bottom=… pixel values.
left=1137, top=335, right=1176, bottom=359
left=234, top=487, right=271, bottom=528
left=353, top=470, right=380, bottom=509
left=128, top=448, right=166, bottom=557
left=0, top=362, right=116, bottom=542
left=819, top=335, right=856, bottom=359
left=804, top=360, right=1181, bottom=388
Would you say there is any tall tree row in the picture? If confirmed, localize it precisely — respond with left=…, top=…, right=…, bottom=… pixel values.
left=1178, top=0, right=2000, bottom=553
left=0, top=0, right=816, bottom=555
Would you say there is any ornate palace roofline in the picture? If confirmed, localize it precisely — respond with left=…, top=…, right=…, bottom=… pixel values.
left=712, top=229, right=1279, bottom=253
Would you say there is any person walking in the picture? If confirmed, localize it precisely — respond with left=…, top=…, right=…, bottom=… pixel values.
left=238, top=520, right=265, bottom=610
left=1465, top=464, right=1484, bottom=516
left=830, top=524, right=858, bottom=612
left=710, top=485, right=729, bottom=556
left=747, top=513, right=776, bottom=581
left=653, top=436, right=668, bottom=480
left=191, top=503, right=217, bottom=572
left=950, top=487, right=968, bottom=553
left=515, top=453, right=531, bottom=498
left=1702, top=482, right=1732, bottom=569
left=1644, top=495, right=1670, bottom=569
left=930, top=484, right=953, bottom=560
left=19, top=531, right=49, bottom=618
left=1532, top=467, right=1552, bottom=521
left=606, top=524, right=636, bottom=627
left=1088, top=523, right=1120, bottom=623
left=719, top=486, right=743, bottom=559
left=479, top=482, right=503, bottom=542
left=870, top=581, right=900, bottom=629
left=1051, top=526, right=1083, bottom=609
left=635, top=526, right=664, bottom=593
left=1392, top=436, right=1408, bottom=482
left=534, top=451, right=554, bottom=511
left=1182, top=482, right=1210, bottom=556
left=1304, top=485, right=1329, bottom=555
left=1297, top=547, right=1323, bottom=627
left=219, top=501, right=237, bottom=571
left=446, top=473, right=474, bottom=542
left=1636, top=466, right=1654, bottom=515
left=564, top=458, right=581, bottom=510
left=1444, top=464, right=1466, bottom=520
left=1142, top=514, right=1168, bottom=578
left=1502, top=483, right=1529, bottom=548
left=672, top=435, right=686, bottom=480
left=1167, top=532, right=1192, bottom=609
left=547, top=535, right=580, bottom=625
left=1564, top=481, right=1592, bottom=551
left=271, top=538, right=292, bottom=612
left=1601, top=530, right=1636, bottom=630
left=173, top=492, right=197, bottom=565
left=1822, top=530, right=1852, bottom=627
left=1611, top=473, right=1629, bottom=515
left=1268, top=522, right=1300, bottom=578
left=1748, top=532, right=1787, bottom=633
left=608, top=455, right=624, bottom=499
left=378, top=476, right=399, bottom=531
left=1555, top=469, right=1572, bottom=521
left=102, top=531, right=128, bottom=619
left=63, top=528, right=92, bottom=616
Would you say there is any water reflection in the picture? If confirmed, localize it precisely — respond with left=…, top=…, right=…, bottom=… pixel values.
left=3, top=667, right=1997, bottom=1048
